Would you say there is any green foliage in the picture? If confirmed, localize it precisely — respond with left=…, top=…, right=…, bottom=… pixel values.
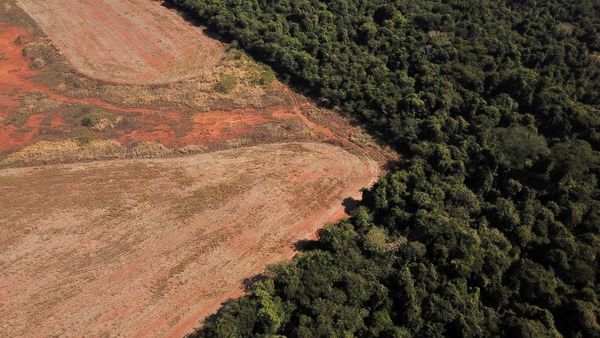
left=215, top=73, right=238, bottom=93
left=172, top=0, right=600, bottom=336
left=490, top=126, right=549, bottom=169
left=253, top=67, right=276, bottom=86
left=254, top=281, right=284, bottom=333
left=363, top=227, right=388, bottom=254
left=80, top=108, right=107, bottom=128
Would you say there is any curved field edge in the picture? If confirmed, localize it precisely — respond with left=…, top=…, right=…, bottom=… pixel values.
left=0, top=142, right=379, bottom=337
left=0, top=2, right=396, bottom=168
left=15, top=0, right=226, bottom=85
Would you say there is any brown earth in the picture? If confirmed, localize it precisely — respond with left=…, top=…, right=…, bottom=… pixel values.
left=0, top=142, right=379, bottom=337
left=15, top=0, right=226, bottom=84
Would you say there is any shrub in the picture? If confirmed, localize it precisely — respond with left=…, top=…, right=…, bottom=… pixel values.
left=253, top=68, right=276, bottom=86
left=215, top=74, right=238, bottom=93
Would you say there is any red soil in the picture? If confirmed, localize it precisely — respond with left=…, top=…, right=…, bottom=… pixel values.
left=0, top=25, right=330, bottom=154
left=0, top=24, right=175, bottom=151
left=0, top=24, right=34, bottom=119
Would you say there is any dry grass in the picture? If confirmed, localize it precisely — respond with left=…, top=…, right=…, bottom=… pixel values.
left=22, top=40, right=60, bottom=66
left=0, top=113, right=323, bottom=168
left=1, top=139, right=125, bottom=167
left=129, top=142, right=172, bottom=158
left=5, top=93, right=63, bottom=126
left=176, top=144, right=207, bottom=155
left=1, top=140, right=177, bottom=168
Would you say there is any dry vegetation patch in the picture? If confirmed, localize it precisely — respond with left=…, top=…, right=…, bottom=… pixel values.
left=1, top=139, right=125, bottom=167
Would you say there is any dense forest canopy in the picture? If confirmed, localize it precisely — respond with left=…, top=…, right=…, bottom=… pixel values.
left=169, top=0, right=600, bottom=336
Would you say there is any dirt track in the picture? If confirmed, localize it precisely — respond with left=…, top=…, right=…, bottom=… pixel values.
left=0, top=142, right=379, bottom=337
left=16, top=0, right=226, bottom=84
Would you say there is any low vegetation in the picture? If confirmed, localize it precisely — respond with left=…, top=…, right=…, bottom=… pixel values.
left=252, top=68, right=276, bottom=86
left=5, top=93, right=62, bottom=127
left=0, top=139, right=124, bottom=167
left=1, top=140, right=179, bottom=167
left=171, top=0, right=600, bottom=336
left=215, top=73, right=238, bottom=93
left=80, top=108, right=108, bottom=127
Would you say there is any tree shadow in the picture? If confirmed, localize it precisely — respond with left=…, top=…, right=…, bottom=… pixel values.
left=242, top=274, right=266, bottom=292
left=294, top=239, right=321, bottom=252
left=162, top=0, right=233, bottom=44
left=342, top=196, right=360, bottom=214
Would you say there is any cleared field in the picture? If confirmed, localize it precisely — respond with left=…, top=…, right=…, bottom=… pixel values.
left=16, top=0, right=226, bottom=84
left=0, top=142, right=378, bottom=337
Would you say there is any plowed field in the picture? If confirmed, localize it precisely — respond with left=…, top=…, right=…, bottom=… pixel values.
left=0, top=142, right=379, bottom=337
left=16, top=0, right=226, bottom=84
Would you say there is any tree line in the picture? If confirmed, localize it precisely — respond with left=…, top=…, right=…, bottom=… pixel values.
left=169, top=0, right=599, bottom=336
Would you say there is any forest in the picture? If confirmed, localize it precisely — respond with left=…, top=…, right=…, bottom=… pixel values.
left=169, top=0, right=600, bottom=336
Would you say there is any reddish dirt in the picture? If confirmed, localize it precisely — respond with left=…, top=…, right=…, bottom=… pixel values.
left=0, top=24, right=183, bottom=152
left=15, top=0, right=226, bottom=84
left=0, top=142, right=379, bottom=337
left=0, top=24, right=34, bottom=118
left=0, top=24, right=150, bottom=116
left=0, top=24, right=336, bottom=155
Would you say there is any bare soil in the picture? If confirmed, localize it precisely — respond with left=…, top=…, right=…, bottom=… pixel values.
left=0, top=142, right=379, bottom=337
left=15, top=0, right=226, bottom=84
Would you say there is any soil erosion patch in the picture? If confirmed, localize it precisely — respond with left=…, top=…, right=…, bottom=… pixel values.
left=0, top=142, right=378, bottom=337
left=16, top=0, right=226, bottom=84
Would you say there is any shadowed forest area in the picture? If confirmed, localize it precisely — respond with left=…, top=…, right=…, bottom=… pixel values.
left=170, top=0, right=600, bottom=336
